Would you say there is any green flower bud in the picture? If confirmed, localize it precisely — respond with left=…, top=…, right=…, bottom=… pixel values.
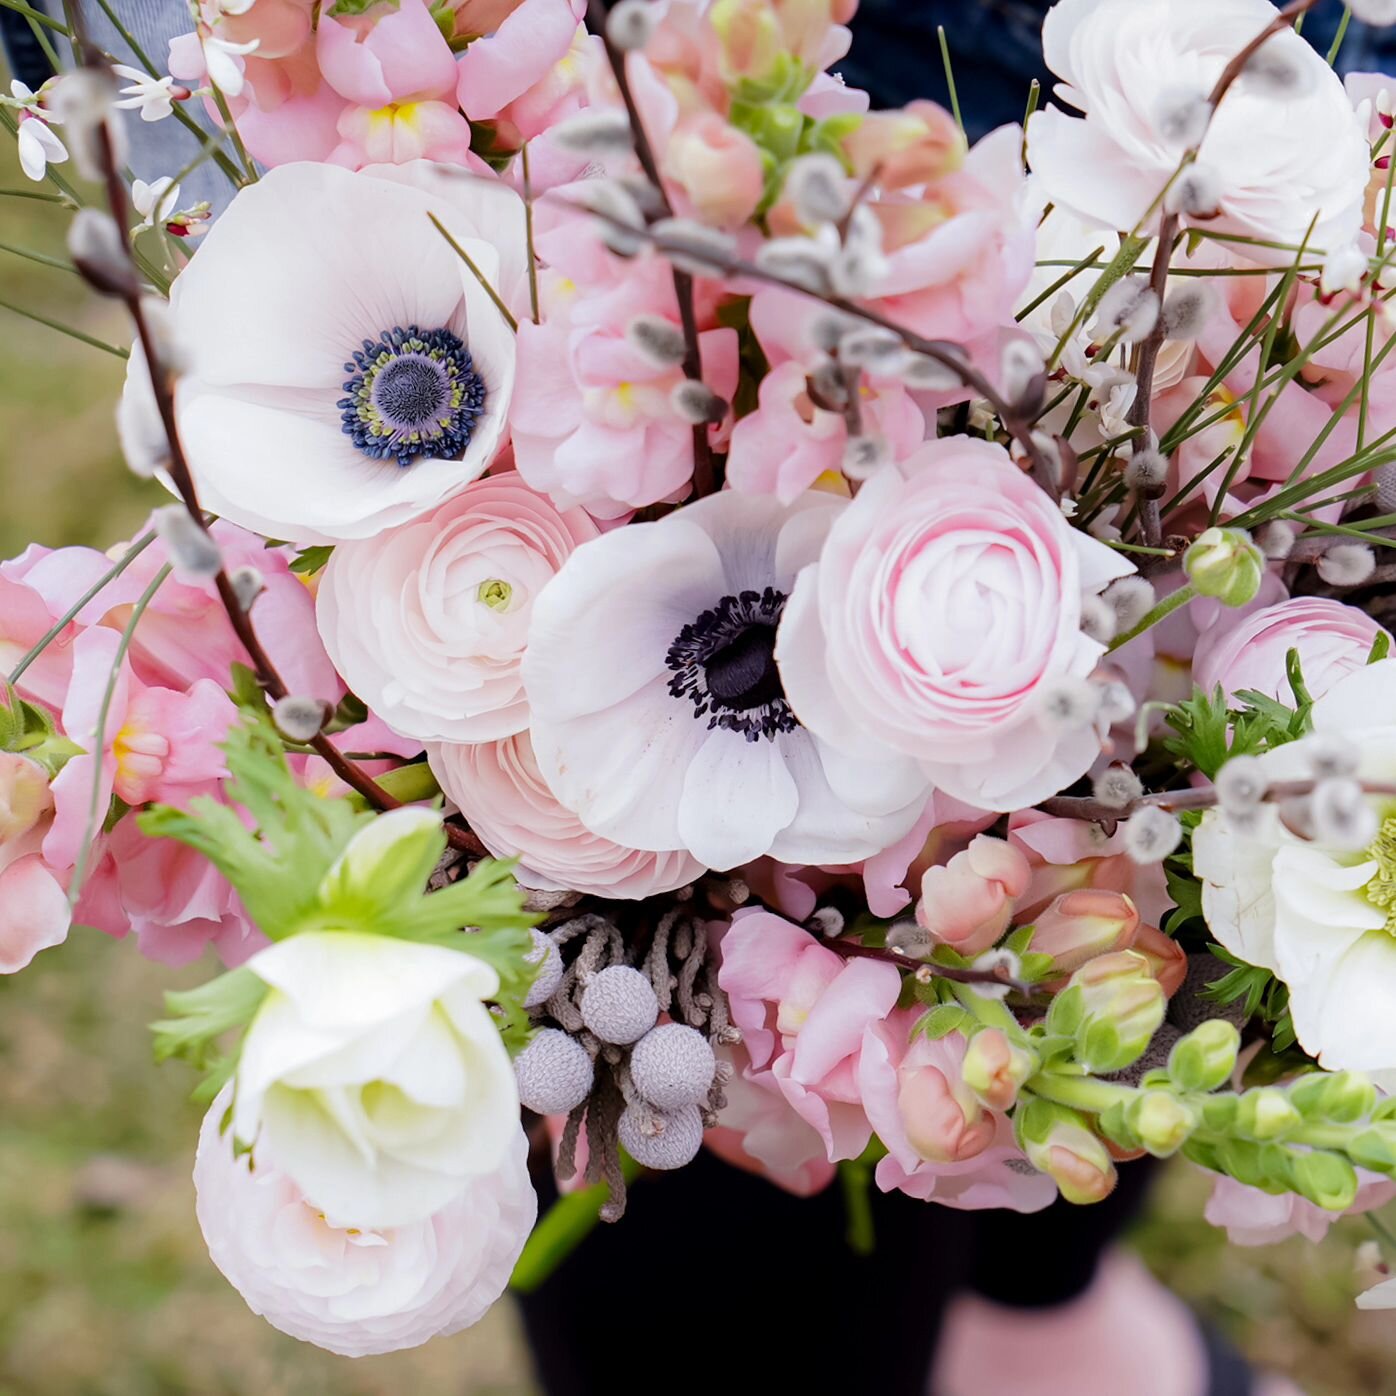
left=1167, top=1020, right=1241, bottom=1093
left=1061, top=950, right=1166, bottom=1074
left=1199, top=1093, right=1240, bottom=1132
left=1288, top=1070, right=1377, bottom=1124
left=1126, top=1089, right=1198, bottom=1158
left=1286, top=1149, right=1359, bottom=1212
left=1183, top=526, right=1265, bottom=607
left=1018, top=1099, right=1118, bottom=1205
left=1235, top=1087, right=1303, bottom=1142
left=1347, top=1122, right=1396, bottom=1174
left=1216, top=1136, right=1289, bottom=1191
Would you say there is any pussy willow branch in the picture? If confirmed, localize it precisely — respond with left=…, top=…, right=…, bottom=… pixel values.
left=62, top=20, right=469, bottom=842
left=1040, top=776, right=1396, bottom=827
left=1125, top=0, right=1320, bottom=553
left=557, top=199, right=1062, bottom=496
left=587, top=0, right=716, bottom=497
left=827, top=937, right=1033, bottom=995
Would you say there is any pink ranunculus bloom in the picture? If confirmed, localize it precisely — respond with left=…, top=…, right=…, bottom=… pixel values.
left=858, top=1010, right=1056, bottom=1211
left=1193, top=597, right=1388, bottom=706
left=662, top=112, right=766, bottom=228
left=44, top=627, right=237, bottom=873
left=718, top=909, right=901, bottom=1162
left=316, top=473, right=598, bottom=744
left=703, top=1043, right=838, bottom=1197
left=778, top=436, right=1135, bottom=812
left=455, top=0, right=587, bottom=123
left=916, top=834, right=1032, bottom=959
left=0, top=751, right=70, bottom=974
left=428, top=730, right=704, bottom=899
left=509, top=262, right=739, bottom=518
left=1205, top=1171, right=1396, bottom=1247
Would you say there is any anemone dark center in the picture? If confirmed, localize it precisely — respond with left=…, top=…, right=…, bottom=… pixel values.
left=339, top=325, right=486, bottom=469
left=666, top=588, right=798, bottom=742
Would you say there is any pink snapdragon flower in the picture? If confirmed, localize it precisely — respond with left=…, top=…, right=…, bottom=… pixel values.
left=663, top=113, right=766, bottom=227
left=0, top=751, right=70, bottom=974
left=1205, top=1171, right=1396, bottom=1246
left=454, top=0, right=588, bottom=124
left=718, top=909, right=899, bottom=1160
left=916, top=835, right=1032, bottom=958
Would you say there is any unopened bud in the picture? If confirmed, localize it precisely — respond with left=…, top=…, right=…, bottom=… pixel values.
left=606, top=0, right=659, bottom=50
left=1215, top=754, right=1268, bottom=812
left=898, top=350, right=966, bottom=391
left=1301, top=732, right=1360, bottom=780
left=1167, top=1019, right=1240, bottom=1093
left=68, top=209, right=137, bottom=298
left=842, top=434, right=892, bottom=480
left=754, top=235, right=834, bottom=293
left=627, top=314, right=688, bottom=366
left=1154, top=84, right=1212, bottom=149
left=272, top=694, right=330, bottom=743
left=961, top=1028, right=1038, bottom=1112
left=1316, top=542, right=1377, bottom=587
left=1184, top=526, right=1265, bottom=607
left=1000, top=338, right=1046, bottom=413
left=1036, top=678, right=1101, bottom=731
left=1286, top=1148, right=1359, bottom=1212
left=229, top=565, right=264, bottom=612
left=1289, top=1069, right=1377, bottom=1124
left=1165, top=164, right=1222, bottom=219
left=1092, top=765, right=1143, bottom=811
left=838, top=325, right=904, bottom=369
left=1067, top=950, right=1167, bottom=1073
left=1310, top=777, right=1379, bottom=851
left=1321, top=243, right=1368, bottom=298
left=153, top=505, right=221, bottom=580
left=1093, top=277, right=1159, bottom=345
left=1032, top=890, right=1140, bottom=975
left=1079, top=593, right=1118, bottom=645
left=1019, top=1100, right=1117, bottom=1204
left=1123, top=804, right=1183, bottom=864
left=1127, top=1089, right=1197, bottom=1157
left=1255, top=519, right=1297, bottom=560
left=1104, top=576, right=1157, bottom=631
left=48, top=67, right=124, bottom=179
left=1123, top=447, right=1168, bottom=496
left=1235, top=1086, right=1303, bottom=1141
left=670, top=379, right=728, bottom=425
left=650, top=217, right=737, bottom=276
left=784, top=152, right=848, bottom=225
left=1161, top=283, right=1218, bottom=341
left=552, top=109, right=634, bottom=156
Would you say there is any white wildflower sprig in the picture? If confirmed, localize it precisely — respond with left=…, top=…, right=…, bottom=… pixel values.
left=112, top=64, right=187, bottom=122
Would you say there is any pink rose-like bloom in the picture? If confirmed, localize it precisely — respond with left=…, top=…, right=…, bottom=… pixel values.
left=858, top=1011, right=1056, bottom=1212
left=1193, top=597, right=1388, bottom=705
left=1205, top=1172, right=1396, bottom=1247
left=509, top=260, right=739, bottom=518
left=718, top=909, right=900, bottom=1161
left=917, top=835, right=1031, bottom=958
left=778, top=437, right=1134, bottom=811
left=44, top=627, right=237, bottom=872
left=428, top=731, right=703, bottom=898
left=195, top=1089, right=536, bottom=1358
left=317, top=474, right=598, bottom=744
left=662, top=113, right=766, bottom=227
left=0, top=752, right=69, bottom=974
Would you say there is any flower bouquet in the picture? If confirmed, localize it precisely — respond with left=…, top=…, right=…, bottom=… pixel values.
left=9, top=0, right=1396, bottom=1358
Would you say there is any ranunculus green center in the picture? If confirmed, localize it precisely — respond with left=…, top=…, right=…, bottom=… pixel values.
left=477, top=578, right=512, bottom=610
left=1365, top=814, right=1396, bottom=930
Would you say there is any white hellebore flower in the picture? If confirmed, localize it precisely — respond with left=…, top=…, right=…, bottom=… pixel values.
left=521, top=491, right=927, bottom=871
left=196, top=1088, right=536, bottom=1356
left=146, top=161, right=524, bottom=544
left=233, top=911, right=519, bottom=1227
left=10, top=81, right=67, bottom=182
left=130, top=176, right=180, bottom=233
left=1027, top=0, right=1369, bottom=263
left=1194, top=660, right=1396, bottom=1076
left=112, top=64, right=180, bottom=122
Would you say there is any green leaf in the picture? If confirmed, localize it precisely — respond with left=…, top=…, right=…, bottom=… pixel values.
left=151, top=966, right=269, bottom=1069
left=1369, top=631, right=1391, bottom=664
left=1002, top=924, right=1036, bottom=957
left=917, top=1004, right=969, bottom=1040
left=289, top=544, right=334, bottom=575
left=227, top=661, right=264, bottom=711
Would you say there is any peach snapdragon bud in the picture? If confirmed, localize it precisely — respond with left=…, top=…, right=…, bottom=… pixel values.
left=663, top=114, right=767, bottom=227
left=0, top=752, right=52, bottom=844
left=840, top=101, right=966, bottom=189
left=1021, top=1102, right=1117, bottom=1205
left=961, top=1028, right=1038, bottom=1112
left=710, top=0, right=784, bottom=83
left=917, top=835, right=1031, bottom=958
left=1031, top=889, right=1139, bottom=976
left=898, top=1061, right=996, bottom=1164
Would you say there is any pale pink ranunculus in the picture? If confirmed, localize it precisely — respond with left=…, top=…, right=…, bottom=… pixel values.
left=1193, top=597, right=1388, bottom=705
left=0, top=752, right=69, bottom=974
left=1205, top=1170, right=1396, bottom=1247
left=317, top=473, right=597, bottom=744
left=916, top=834, right=1031, bottom=958
left=195, top=1087, right=536, bottom=1357
left=778, top=437, right=1134, bottom=811
left=717, top=908, right=900, bottom=1162
left=428, top=730, right=703, bottom=898
left=44, top=627, right=237, bottom=872
left=509, top=266, right=740, bottom=518
left=662, top=113, right=766, bottom=228
left=857, top=1010, right=1056, bottom=1212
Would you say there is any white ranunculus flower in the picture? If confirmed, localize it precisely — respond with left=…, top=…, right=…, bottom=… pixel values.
left=146, top=161, right=524, bottom=544
left=233, top=927, right=519, bottom=1230
left=1027, top=0, right=1370, bottom=262
left=1194, top=660, right=1396, bottom=1074
left=196, top=1088, right=536, bottom=1357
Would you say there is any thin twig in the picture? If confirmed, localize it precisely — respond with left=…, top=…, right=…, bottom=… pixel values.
left=1040, top=777, right=1396, bottom=826
left=828, top=937, right=1032, bottom=995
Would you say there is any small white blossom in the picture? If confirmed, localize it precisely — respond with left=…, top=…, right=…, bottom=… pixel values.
left=10, top=80, right=68, bottom=182
left=1321, top=243, right=1369, bottom=298
left=1096, top=678, right=1137, bottom=725
left=130, top=177, right=181, bottom=233
left=201, top=31, right=260, bottom=97
left=112, top=64, right=180, bottom=122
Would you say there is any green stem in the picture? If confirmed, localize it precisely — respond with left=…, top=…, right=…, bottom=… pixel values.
left=1106, top=583, right=1197, bottom=653
left=367, top=761, right=441, bottom=805
left=0, top=295, right=129, bottom=357
left=839, top=1159, right=876, bottom=1257
left=510, top=1154, right=645, bottom=1293
left=521, top=142, right=541, bottom=326
left=0, top=238, right=78, bottom=276
left=428, top=212, right=519, bottom=332
left=0, top=0, right=67, bottom=32
left=937, top=27, right=963, bottom=135
left=1025, top=1072, right=1136, bottom=1115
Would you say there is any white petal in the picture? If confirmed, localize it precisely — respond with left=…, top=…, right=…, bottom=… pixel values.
left=1194, top=808, right=1283, bottom=973
left=677, top=731, right=798, bottom=869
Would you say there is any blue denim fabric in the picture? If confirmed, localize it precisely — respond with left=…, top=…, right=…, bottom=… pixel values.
left=837, top=0, right=1377, bottom=139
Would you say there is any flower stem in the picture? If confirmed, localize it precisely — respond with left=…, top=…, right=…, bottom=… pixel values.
left=1105, top=582, right=1197, bottom=653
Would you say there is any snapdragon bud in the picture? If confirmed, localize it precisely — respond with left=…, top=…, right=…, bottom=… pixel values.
left=1235, top=1086, right=1302, bottom=1141
left=1127, top=1089, right=1197, bottom=1157
left=1288, top=1069, right=1377, bottom=1124
left=1167, top=1019, right=1240, bottom=1093
left=1050, top=950, right=1166, bottom=1073
left=1018, top=1100, right=1117, bottom=1204
left=1031, top=890, right=1140, bottom=976
left=1286, top=1149, right=1359, bottom=1212
left=960, top=1028, right=1038, bottom=1111
left=1184, top=526, right=1265, bottom=607
left=1347, top=1121, right=1396, bottom=1173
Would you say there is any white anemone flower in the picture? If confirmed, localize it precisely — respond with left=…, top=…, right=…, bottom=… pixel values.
left=520, top=491, right=928, bottom=871
left=147, top=161, right=524, bottom=544
left=1194, top=660, right=1396, bottom=1076
left=1026, top=0, right=1369, bottom=263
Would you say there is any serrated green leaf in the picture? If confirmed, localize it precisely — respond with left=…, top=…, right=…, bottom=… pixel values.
left=1369, top=631, right=1391, bottom=664
left=289, top=544, right=334, bottom=575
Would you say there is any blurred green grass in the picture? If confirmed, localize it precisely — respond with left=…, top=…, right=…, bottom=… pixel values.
left=2, top=89, right=1395, bottom=1396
